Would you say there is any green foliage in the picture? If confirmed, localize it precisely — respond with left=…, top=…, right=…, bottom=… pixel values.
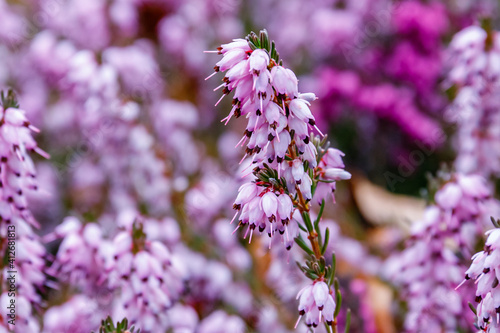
left=295, top=235, right=315, bottom=256
left=95, top=316, right=140, bottom=333
left=245, top=29, right=283, bottom=65
left=491, top=216, right=500, bottom=229
left=0, top=89, right=19, bottom=109
left=131, top=222, right=147, bottom=254
left=344, top=309, right=351, bottom=333
left=254, top=163, right=289, bottom=191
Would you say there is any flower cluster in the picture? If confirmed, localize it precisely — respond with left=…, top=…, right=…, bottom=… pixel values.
left=462, top=222, right=500, bottom=332
left=208, top=30, right=350, bottom=250
left=385, top=173, right=495, bottom=332
left=0, top=91, right=48, bottom=226
left=231, top=182, right=297, bottom=246
left=296, top=280, right=336, bottom=328
left=318, top=68, right=443, bottom=148
left=197, top=310, right=246, bottom=333
left=446, top=23, right=500, bottom=179
left=42, top=295, right=103, bottom=333
left=0, top=91, right=48, bottom=333
left=45, top=217, right=107, bottom=291
left=47, top=213, right=185, bottom=332
left=210, top=30, right=350, bottom=331
left=108, top=223, right=185, bottom=330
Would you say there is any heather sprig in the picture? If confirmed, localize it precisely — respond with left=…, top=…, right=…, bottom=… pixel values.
left=0, top=89, right=49, bottom=333
left=208, top=29, right=351, bottom=332
left=461, top=217, right=500, bottom=332
left=446, top=22, right=500, bottom=179
left=386, top=172, right=495, bottom=332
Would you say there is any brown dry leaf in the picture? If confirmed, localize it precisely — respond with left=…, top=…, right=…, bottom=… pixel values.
left=351, top=172, right=426, bottom=233
left=367, top=277, right=397, bottom=333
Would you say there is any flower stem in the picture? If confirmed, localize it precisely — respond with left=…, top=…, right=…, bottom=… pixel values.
left=294, top=177, right=322, bottom=261
left=299, top=208, right=321, bottom=259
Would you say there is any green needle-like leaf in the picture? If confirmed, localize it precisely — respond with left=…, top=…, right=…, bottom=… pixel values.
left=328, top=253, right=337, bottom=286
left=334, top=288, right=342, bottom=318
left=295, top=235, right=314, bottom=256
left=344, top=309, right=351, bottom=333
left=301, top=211, right=314, bottom=232
left=314, top=200, right=325, bottom=229
left=321, top=227, right=330, bottom=255
left=468, top=302, right=477, bottom=315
